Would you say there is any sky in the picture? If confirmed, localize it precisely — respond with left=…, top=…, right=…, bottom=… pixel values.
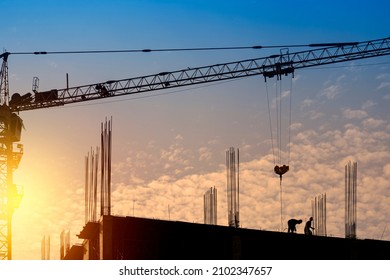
left=0, top=0, right=389, bottom=260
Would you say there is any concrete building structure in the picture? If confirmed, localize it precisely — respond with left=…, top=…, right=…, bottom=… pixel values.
left=65, top=215, right=390, bottom=260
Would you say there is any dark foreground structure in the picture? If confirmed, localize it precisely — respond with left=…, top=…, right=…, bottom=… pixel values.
left=65, top=215, right=390, bottom=260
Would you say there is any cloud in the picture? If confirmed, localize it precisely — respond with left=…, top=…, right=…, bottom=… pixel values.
left=270, top=90, right=291, bottom=109
left=376, top=72, right=390, bottom=90
left=345, top=62, right=361, bottom=73
left=376, top=73, right=390, bottom=80
left=384, top=164, right=390, bottom=177
left=160, top=145, right=188, bottom=163
left=362, top=118, right=385, bottom=129
left=198, top=146, right=212, bottom=161
left=342, top=108, right=368, bottom=120
left=377, top=82, right=390, bottom=90
left=362, top=100, right=376, bottom=110
left=48, top=61, right=59, bottom=68
left=290, top=122, right=303, bottom=131
left=306, top=110, right=325, bottom=120
left=320, top=84, right=341, bottom=99
left=337, top=74, right=346, bottom=82
left=301, top=98, right=314, bottom=108
left=292, top=74, right=301, bottom=83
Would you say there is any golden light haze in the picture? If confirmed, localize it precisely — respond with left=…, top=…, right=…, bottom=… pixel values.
left=2, top=0, right=389, bottom=261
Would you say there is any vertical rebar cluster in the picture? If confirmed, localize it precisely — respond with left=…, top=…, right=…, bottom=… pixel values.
left=41, top=235, right=50, bottom=260
left=60, top=230, right=70, bottom=260
left=226, top=147, right=239, bottom=228
left=84, top=117, right=112, bottom=224
left=312, top=193, right=327, bottom=236
left=204, top=186, right=217, bottom=225
left=100, top=117, right=112, bottom=216
left=345, top=161, right=357, bottom=239
left=85, top=147, right=99, bottom=223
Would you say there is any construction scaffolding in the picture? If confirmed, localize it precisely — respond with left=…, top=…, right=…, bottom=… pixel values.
left=204, top=186, right=217, bottom=225
left=226, top=147, right=239, bottom=228
left=345, top=161, right=357, bottom=239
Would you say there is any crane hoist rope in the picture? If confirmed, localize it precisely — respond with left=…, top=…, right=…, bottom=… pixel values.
left=265, top=68, right=293, bottom=183
left=264, top=68, right=293, bottom=232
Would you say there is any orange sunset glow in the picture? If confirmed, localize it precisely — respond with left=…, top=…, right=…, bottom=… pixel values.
left=0, top=0, right=389, bottom=260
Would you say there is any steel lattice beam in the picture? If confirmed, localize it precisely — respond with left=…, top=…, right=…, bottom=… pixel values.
left=9, top=37, right=390, bottom=112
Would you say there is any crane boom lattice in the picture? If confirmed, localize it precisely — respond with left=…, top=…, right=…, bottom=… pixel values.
left=8, top=37, right=390, bottom=112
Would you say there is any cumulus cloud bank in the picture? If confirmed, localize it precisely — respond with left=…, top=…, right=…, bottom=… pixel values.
left=109, top=113, right=390, bottom=240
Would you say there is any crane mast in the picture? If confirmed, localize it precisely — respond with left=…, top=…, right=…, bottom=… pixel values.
left=0, top=53, right=23, bottom=260
left=0, top=36, right=389, bottom=259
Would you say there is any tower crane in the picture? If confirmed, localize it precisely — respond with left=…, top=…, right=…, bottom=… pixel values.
left=0, top=36, right=389, bottom=259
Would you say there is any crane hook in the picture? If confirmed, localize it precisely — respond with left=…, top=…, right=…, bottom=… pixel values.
left=274, top=164, right=289, bottom=182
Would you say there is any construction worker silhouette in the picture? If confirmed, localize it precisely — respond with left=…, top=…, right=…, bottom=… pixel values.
left=304, top=217, right=315, bottom=235
left=287, top=218, right=302, bottom=233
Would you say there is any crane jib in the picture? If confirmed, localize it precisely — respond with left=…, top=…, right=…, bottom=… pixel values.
left=5, top=36, right=390, bottom=112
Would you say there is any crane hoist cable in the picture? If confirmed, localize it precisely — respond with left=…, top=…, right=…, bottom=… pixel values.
left=265, top=71, right=293, bottom=231
left=265, top=73, right=293, bottom=183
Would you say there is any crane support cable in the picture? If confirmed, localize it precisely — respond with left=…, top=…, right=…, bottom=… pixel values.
left=6, top=36, right=390, bottom=112
left=7, top=41, right=361, bottom=56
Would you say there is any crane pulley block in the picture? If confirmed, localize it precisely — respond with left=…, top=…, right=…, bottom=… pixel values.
left=274, top=164, right=289, bottom=177
left=263, top=63, right=294, bottom=81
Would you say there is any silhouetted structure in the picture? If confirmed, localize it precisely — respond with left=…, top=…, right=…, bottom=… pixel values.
left=41, top=235, right=50, bottom=260
left=62, top=244, right=83, bottom=260
left=76, top=117, right=113, bottom=260
left=100, top=118, right=112, bottom=216
left=60, top=230, right=70, bottom=260
left=345, top=161, right=357, bottom=239
left=85, top=148, right=99, bottom=223
left=312, top=193, right=327, bottom=236
left=66, top=215, right=390, bottom=260
left=226, top=147, right=239, bottom=228
left=204, top=186, right=217, bottom=225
